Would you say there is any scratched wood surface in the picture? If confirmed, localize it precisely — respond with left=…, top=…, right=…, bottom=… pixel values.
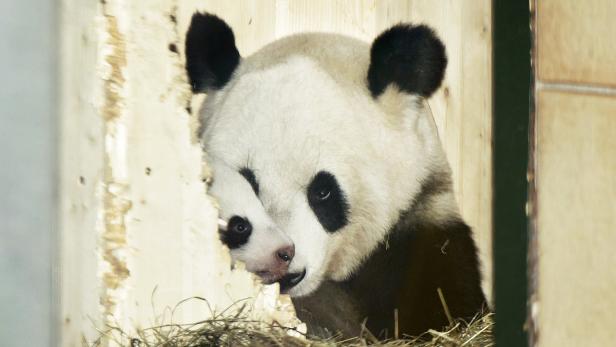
left=190, top=0, right=494, bottom=300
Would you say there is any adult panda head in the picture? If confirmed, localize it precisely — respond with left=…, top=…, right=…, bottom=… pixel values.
left=187, top=13, right=455, bottom=297
left=208, top=159, right=296, bottom=284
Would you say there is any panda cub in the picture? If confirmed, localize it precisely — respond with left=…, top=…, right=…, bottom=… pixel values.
left=187, top=13, right=487, bottom=339
left=208, top=159, right=296, bottom=285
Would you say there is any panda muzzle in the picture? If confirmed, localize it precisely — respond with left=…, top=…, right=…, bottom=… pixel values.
left=255, top=245, right=295, bottom=284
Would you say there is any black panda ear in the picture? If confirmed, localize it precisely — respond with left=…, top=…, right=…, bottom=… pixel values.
left=367, top=24, right=447, bottom=98
left=185, top=12, right=240, bottom=93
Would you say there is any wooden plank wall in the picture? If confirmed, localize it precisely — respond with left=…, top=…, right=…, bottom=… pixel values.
left=534, top=1, right=616, bottom=346
left=186, top=0, right=494, bottom=300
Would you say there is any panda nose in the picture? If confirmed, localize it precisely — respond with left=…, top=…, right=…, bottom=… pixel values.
left=276, top=245, right=295, bottom=263
left=256, top=245, right=294, bottom=284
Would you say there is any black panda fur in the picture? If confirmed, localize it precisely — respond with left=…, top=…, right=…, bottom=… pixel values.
left=368, top=24, right=447, bottom=98
left=294, top=172, right=486, bottom=338
left=185, top=12, right=240, bottom=92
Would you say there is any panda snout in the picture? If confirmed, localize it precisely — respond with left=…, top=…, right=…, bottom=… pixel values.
left=255, top=244, right=295, bottom=284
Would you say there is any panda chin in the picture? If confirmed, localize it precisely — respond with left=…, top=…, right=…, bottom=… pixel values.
left=277, top=269, right=307, bottom=294
left=282, top=270, right=332, bottom=298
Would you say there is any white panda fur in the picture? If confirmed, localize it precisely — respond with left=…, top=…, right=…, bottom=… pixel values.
left=187, top=13, right=486, bottom=338
left=208, top=158, right=295, bottom=284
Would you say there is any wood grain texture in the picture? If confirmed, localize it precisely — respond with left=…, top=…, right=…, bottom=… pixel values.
left=536, top=90, right=616, bottom=347
left=196, top=0, right=493, bottom=300
left=189, top=0, right=277, bottom=55
left=537, top=0, right=616, bottom=87
left=276, top=0, right=376, bottom=40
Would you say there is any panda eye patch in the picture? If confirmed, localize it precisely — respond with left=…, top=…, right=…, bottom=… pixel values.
left=220, top=216, right=252, bottom=249
left=307, top=171, right=349, bottom=233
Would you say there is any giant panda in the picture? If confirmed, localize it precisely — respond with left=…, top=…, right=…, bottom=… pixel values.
left=208, top=158, right=296, bottom=285
left=186, top=12, right=487, bottom=338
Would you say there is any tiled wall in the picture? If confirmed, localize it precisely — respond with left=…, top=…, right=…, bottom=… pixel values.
left=534, top=1, right=616, bottom=345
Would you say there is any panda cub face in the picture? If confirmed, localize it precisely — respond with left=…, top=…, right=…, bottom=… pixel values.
left=208, top=159, right=295, bottom=285
left=187, top=13, right=448, bottom=296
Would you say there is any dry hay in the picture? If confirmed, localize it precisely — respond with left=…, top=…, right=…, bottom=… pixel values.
left=89, top=298, right=493, bottom=347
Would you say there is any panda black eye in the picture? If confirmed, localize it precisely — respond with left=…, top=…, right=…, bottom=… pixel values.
left=221, top=216, right=252, bottom=249
left=316, top=189, right=331, bottom=201
left=233, top=221, right=249, bottom=234
left=309, top=180, right=334, bottom=204
left=227, top=216, right=252, bottom=235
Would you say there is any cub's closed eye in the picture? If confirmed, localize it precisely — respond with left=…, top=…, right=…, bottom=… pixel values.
left=239, top=167, right=259, bottom=195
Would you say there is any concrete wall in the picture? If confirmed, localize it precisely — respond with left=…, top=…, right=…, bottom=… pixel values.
left=0, top=1, right=57, bottom=346
left=533, top=1, right=616, bottom=345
